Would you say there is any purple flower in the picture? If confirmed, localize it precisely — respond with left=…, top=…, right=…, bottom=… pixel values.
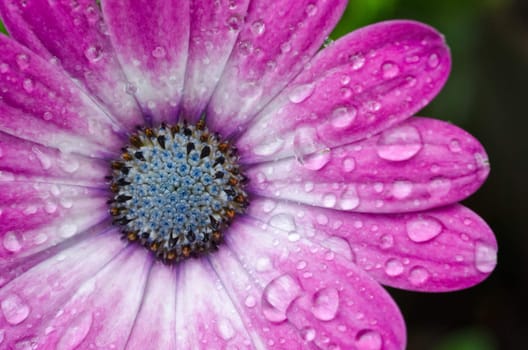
left=0, top=1, right=497, bottom=349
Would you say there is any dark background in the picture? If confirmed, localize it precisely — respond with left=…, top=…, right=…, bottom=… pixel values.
left=332, top=0, right=527, bottom=349
left=2, top=0, right=526, bottom=349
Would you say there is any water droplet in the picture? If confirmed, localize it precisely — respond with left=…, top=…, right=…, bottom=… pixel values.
left=227, top=15, right=241, bottom=30
left=379, top=234, right=394, bottom=249
left=300, top=149, right=330, bottom=171
left=474, top=241, right=497, bottom=273
left=365, top=100, right=381, bottom=112
left=355, top=329, right=382, bottom=350
left=340, top=187, right=360, bottom=210
left=288, top=83, right=315, bottom=103
left=262, top=274, right=302, bottom=323
left=448, top=139, right=462, bottom=153
left=22, top=78, right=34, bottom=93
left=427, top=53, right=440, bottom=68
left=305, top=3, right=318, bottom=16
left=125, top=82, right=138, bottom=95
left=409, top=266, right=430, bottom=286
left=331, top=106, right=357, bottom=128
left=376, top=125, right=423, bottom=161
left=1, top=294, right=30, bottom=325
left=322, top=193, right=337, bottom=208
left=31, top=146, right=52, bottom=169
left=321, top=236, right=354, bottom=261
left=311, top=287, right=339, bottom=321
left=381, top=61, right=400, bottom=79
left=256, top=257, right=273, bottom=272
left=269, top=213, right=296, bottom=232
left=427, top=177, right=452, bottom=197
left=406, top=216, right=442, bottom=242
left=350, top=54, right=365, bottom=70
left=405, top=55, right=420, bottom=64
left=3, top=231, right=22, bottom=253
left=253, top=137, right=284, bottom=156
left=151, top=46, right=167, bottom=59
left=43, top=111, right=53, bottom=120
left=245, top=295, right=256, bottom=308
left=217, top=318, right=235, bottom=340
left=84, top=46, right=103, bottom=63
left=59, top=223, right=78, bottom=238
left=16, top=53, right=30, bottom=70
left=300, top=326, right=316, bottom=341
left=251, top=20, right=266, bottom=35
left=342, top=157, right=356, bottom=172
left=280, top=42, right=292, bottom=53
left=56, top=312, right=93, bottom=350
left=385, top=258, right=404, bottom=277
left=392, top=180, right=413, bottom=199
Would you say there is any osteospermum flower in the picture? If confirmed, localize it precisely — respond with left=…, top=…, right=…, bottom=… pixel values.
left=0, top=0, right=497, bottom=349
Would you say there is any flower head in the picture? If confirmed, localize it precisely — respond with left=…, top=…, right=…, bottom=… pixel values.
left=0, top=1, right=496, bottom=349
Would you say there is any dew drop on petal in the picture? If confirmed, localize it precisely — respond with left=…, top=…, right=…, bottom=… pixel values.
left=385, top=258, right=404, bottom=277
left=391, top=180, right=413, bottom=199
left=1, top=294, right=30, bottom=325
left=379, top=234, right=394, bottom=249
left=261, top=274, right=302, bottom=323
left=22, top=78, right=34, bottom=93
left=321, top=236, right=354, bottom=261
left=408, top=266, right=430, bottom=286
left=350, top=53, right=366, bottom=70
left=342, top=157, right=356, bottom=172
left=322, top=193, right=337, bottom=208
left=474, top=241, right=497, bottom=273
left=56, top=312, right=93, bottom=350
left=355, top=329, right=382, bottom=350
left=3, top=231, right=22, bottom=252
left=381, top=61, right=400, bottom=79
left=448, top=138, right=462, bottom=153
left=428, top=53, right=440, bottom=68
left=406, top=216, right=443, bottom=242
left=300, top=326, right=316, bottom=342
left=288, top=83, right=315, bottom=103
left=217, top=318, right=235, bottom=341
left=245, top=295, right=256, bottom=308
left=151, top=46, right=167, bottom=59
left=251, top=20, right=266, bottom=35
left=311, top=287, right=339, bottom=321
left=84, top=45, right=103, bottom=63
left=376, top=125, right=423, bottom=161
left=268, top=213, right=296, bottom=232
left=16, top=53, right=30, bottom=70
left=427, top=177, right=452, bottom=197
left=339, top=187, right=360, bottom=210
left=331, top=106, right=357, bottom=128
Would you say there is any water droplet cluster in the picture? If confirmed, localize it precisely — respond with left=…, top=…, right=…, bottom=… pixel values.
left=108, top=121, right=248, bottom=263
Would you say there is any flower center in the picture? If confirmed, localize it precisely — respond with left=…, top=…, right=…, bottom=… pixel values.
left=108, top=121, right=248, bottom=263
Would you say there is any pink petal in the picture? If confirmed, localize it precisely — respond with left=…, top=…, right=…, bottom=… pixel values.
left=0, top=0, right=145, bottom=128
left=101, top=0, right=190, bottom=124
left=33, top=246, right=151, bottom=349
left=207, top=0, right=348, bottom=136
left=237, top=20, right=451, bottom=163
left=182, top=0, right=251, bottom=121
left=0, top=35, right=124, bottom=156
left=0, top=131, right=107, bottom=187
left=247, top=198, right=498, bottom=292
left=172, top=259, right=257, bottom=349
left=0, top=182, right=109, bottom=268
left=125, top=262, right=177, bottom=349
left=246, top=117, right=490, bottom=213
left=208, top=216, right=406, bottom=349
left=0, top=232, right=126, bottom=348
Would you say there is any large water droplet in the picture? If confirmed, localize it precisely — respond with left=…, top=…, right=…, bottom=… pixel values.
left=322, top=193, right=337, bottom=208
left=331, top=106, right=357, bottom=129
left=56, top=312, right=93, bottom=350
left=427, top=53, right=440, bottom=68
left=381, top=61, right=400, bottom=79
left=408, top=266, right=430, bottom=286
left=406, top=216, right=442, bottom=242
left=288, top=83, right=315, bottom=104
left=474, top=241, right=497, bottom=273
left=427, top=177, right=452, bottom=197
left=376, top=125, right=423, bottom=161
left=261, top=274, right=302, bottom=323
left=385, top=258, right=404, bottom=277
left=355, top=329, right=382, bottom=350
left=3, top=231, right=22, bottom=252
left=342, top=157, right=356, bottom=172
left=339, top=187, right=360, bottom=210
left=1, top=294, right=30, bottom=325
left=32, top=146, right=52, bottom=169
left=269, top=213, right=296, bottom=232
left=300, top=150, right=330, bottom=171
left=379, top=234, right=394, bottom=249
left=311, top=287, right=339, bottom=321
left=253, top=137, right=284, bottom=156
left=321, top=236, right=354, bottom=261
left=391, top=180, right=413, bottom=199
left=22, top=78, right=34, bottom=93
